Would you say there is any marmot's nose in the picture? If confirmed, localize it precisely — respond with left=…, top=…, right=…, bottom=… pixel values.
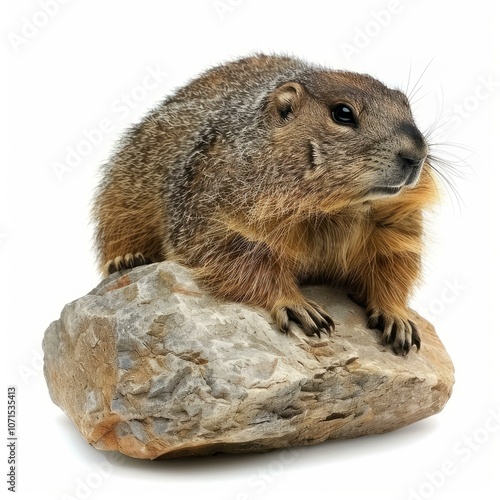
left=397, top=122, right=427, bottom=170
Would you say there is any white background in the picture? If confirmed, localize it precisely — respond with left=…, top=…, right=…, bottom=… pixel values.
left=2, top=0, right=499, bottom=499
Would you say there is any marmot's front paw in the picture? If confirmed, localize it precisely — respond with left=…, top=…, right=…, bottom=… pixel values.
left=274, top=300, right=335, bottom=338
left=367, top=310, right=420, bottom=356
left=106, top=253, right=151, bottom=275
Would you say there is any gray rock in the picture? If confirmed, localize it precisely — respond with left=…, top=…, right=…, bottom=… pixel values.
left=43, top=262, right=454, bottom=459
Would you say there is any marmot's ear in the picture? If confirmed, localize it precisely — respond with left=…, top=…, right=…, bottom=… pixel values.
left=269, top=82, right=305, bottom=124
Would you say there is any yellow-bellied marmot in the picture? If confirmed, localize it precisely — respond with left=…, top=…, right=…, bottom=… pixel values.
left=92, top=54, right=438, bottom=356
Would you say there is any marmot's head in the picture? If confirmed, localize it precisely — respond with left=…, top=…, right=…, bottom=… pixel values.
left=264, top=70, right=428, bottom=211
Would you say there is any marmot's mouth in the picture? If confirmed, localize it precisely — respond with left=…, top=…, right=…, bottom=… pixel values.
left=370, top=186, right=403, bottom=197
left=370, top=164, right=423, bottom=198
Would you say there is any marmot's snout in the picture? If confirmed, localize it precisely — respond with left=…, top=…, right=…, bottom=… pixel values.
left=398, top=123, right=428, bottom=188
left=378, top=122, right=428, bottom=194
left=398, top=121, right=427, bottom=164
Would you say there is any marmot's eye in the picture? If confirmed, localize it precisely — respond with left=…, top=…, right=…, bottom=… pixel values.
left=331, top=104, right=357, bottom=126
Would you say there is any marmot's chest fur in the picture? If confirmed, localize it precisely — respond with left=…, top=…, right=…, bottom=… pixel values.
left=93, top=54, right=438, bottom=356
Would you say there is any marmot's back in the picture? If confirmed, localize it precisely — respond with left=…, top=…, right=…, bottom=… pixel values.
left=92, top=54, right=315, bottom=271
left=92, top=54, right=437, bottom=355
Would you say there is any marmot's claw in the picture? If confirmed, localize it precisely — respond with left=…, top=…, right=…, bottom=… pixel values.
left=106, top=253, right=152, bottom=275
left=275, top=300, right=335, bottom=338
left=367, top=310, right=420, bottom=355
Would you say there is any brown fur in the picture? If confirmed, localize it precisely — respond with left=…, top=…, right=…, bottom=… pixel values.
left=92, top=54, right=439, bottom=355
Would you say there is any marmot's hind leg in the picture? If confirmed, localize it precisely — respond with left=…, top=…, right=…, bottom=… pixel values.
left=106, top=253, right=152, bottom=275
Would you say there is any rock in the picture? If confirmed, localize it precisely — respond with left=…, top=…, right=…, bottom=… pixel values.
left=43, top=262, right=454, bottom=459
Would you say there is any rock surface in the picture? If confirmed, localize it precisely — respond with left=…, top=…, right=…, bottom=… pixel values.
left=43, top=262, right=454, bottom=459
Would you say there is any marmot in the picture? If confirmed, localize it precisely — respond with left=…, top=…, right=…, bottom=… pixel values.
left=92, top=54, right=438, bottom=356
